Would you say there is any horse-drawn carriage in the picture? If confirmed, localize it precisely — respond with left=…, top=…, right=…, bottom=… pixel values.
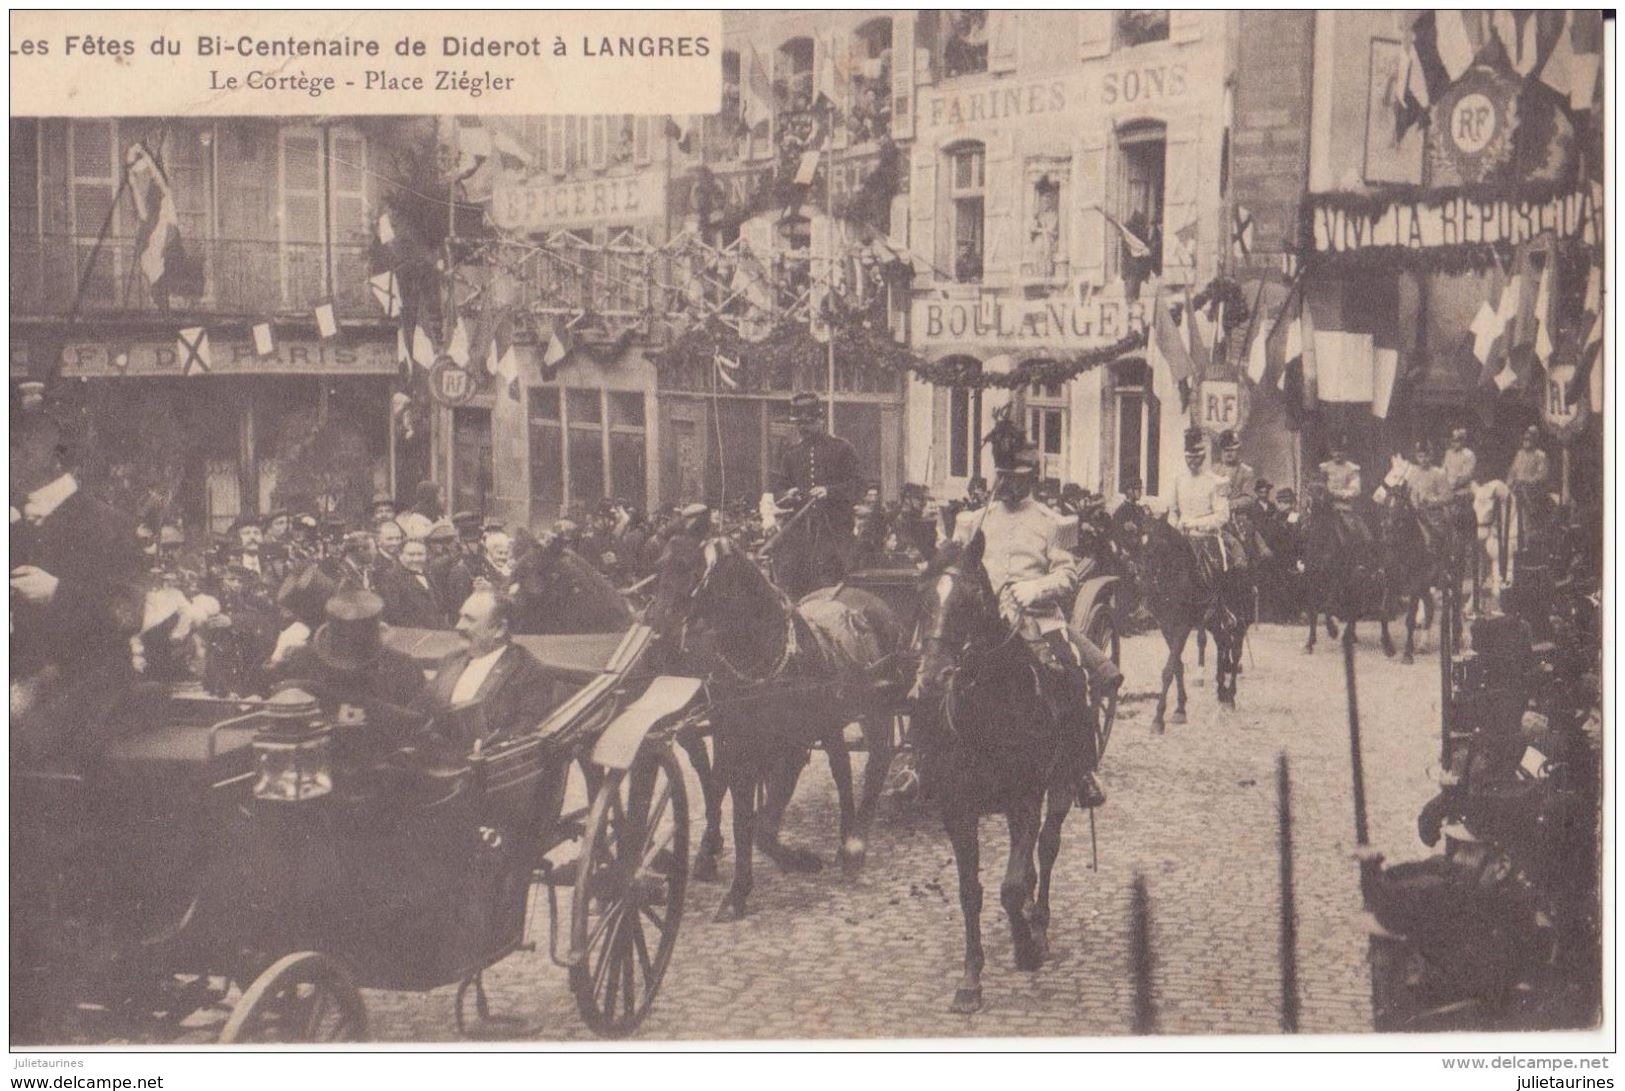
left=12, top=623, right=703, bottom=1043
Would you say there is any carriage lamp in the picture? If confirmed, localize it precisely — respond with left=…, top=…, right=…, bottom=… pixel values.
left=252, top=688, right=334, bottom=802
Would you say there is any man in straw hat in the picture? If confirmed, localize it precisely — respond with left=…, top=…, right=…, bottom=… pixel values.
left=952, top=424, right=1122, bottom=808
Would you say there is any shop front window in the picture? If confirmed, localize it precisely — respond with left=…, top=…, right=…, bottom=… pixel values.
left=1025, top=380, right=1068, bottom=482
left=530, top=385, right=649, bottom=515
left=452, top=407, right=494, bottom=520
left=944, top=356, right=984, bottom=481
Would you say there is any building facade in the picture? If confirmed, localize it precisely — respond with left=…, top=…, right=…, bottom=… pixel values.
left=10, top=117, right=411, bottom=533
left=899, top=10, right=1234, bottom=504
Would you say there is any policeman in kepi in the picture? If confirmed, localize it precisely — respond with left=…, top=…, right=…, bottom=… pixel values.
left=953, top=430, right=1123, bottom=808
left=768, top=391, right=862, bottom=599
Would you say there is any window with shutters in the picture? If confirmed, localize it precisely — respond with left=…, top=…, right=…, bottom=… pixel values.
left=849, top=18, right=893, bottom=144
left=947, top=143, right=985, bottom=283
left=1116, top=10, right=1170, bottom=48
left=633, top=116, right=652, bottom=164
left=589, top=116, right=608, bottom=170
left=329, top=128, right=369, bottom=316
left=1115, top=122, right=1165, bottom=295
left=776, top=37, right=815, bottom=112
left=69, top=120, right=119, bottom=306
left=1025, top=381, right=1068, bottom=482
left=941, top=10, right=989, bottom=78
left=1113, top=360, right=1160, bottom=496
left=279, top=127, right=327, bottom=310
left=564, top=117, right=580, bottom=172
left=548, top=118, right=566, bottom=176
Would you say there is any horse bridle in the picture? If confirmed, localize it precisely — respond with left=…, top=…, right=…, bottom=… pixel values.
left=914, top=568, right=1028, bottom=739
left=679, top=539, right=798, bottom=685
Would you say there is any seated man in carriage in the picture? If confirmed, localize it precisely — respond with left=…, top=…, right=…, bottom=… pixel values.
left=417, top=590, right=554, bottom=755
left=951, top=430, right=1122, bottom=808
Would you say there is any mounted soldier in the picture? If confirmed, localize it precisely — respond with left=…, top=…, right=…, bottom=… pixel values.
left=1215, top=428, right=1273, bottom=567
left=951, top=424, right=1122, bottom=808
left=1400, top=439, right=1454, bottom=555
left=766, top=391, right=862, bottom=600
left=1169, top=427, right=1245, bottom=580
left=1319, top=435, right=1374, bottom=554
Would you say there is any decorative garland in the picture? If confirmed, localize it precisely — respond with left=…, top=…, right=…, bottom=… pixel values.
left=653, top=314, right=1147, bottom=391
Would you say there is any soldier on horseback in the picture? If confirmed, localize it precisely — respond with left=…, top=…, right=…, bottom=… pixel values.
left=951, top=427, right=1122, bottom=809
left=1215, top=429, right=1273, bottom=566
left=1170, top=427, right=1245, bottom=575
left=1401, top=439, right=1455, bottom=554
left=1320, top=435, right=1374, bottom=553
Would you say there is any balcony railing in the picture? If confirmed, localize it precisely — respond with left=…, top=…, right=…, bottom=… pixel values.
left=10, top=234, right=380, bottom=321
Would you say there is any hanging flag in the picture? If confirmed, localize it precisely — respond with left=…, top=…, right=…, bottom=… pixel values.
left=541, top=320, right=572, bottom=376
left=412, top=325, right=436, bottom=371
left=369, top=271, right=401, bottom=318
left=109, top=342, right=132, bottom=372
left=1491, top=10, right=1538, bottom=78
left=1371, top=346, right=1401, bottom=418
left=1396, top=30, right=1432, bottom=141
left=125, top=143, right=201, bottom=297
left=489, top=126, right=535, bottom=170
left=1172, top=218, right=1198, bottom=267
left=376, top=211, right=396, bottom=246
left=742, top=44, right=773, bottom=137
left=446, top=317, right=471, bottom=366
left=714, top=352, right=740, bottom=390
left=1568, top=264, right=1604, bottom=406
left=1532, top=258, right=1555, bottom=365
left=1151, top=291, right=1195, bottom=384
left=1433, top=10, right=1478, bottom=82
left=1100, top=209, right=1151, bottom=259
left=253, top=322, right=276, bottom=357
left=177, top=327, right=211, bottom=376
left=313, top=300, right=339, bottom=340
left=1231, top=206, right=1254, bottom=260
left=1185, top=291, right=1214, bottom=373
left=794, top=149, right=822, bottom=186
left=1469, top=300, right=1505, bottom=365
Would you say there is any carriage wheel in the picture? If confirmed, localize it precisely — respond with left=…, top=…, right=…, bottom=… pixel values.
left=218, top=952, right=367, bottom=1043
left=1083, top=602, right=1121, bottom=753
left=569, top=744, right=689, bottom=1038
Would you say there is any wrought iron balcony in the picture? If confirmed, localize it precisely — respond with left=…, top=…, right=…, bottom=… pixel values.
left=9, top=234, right=382, bottom=322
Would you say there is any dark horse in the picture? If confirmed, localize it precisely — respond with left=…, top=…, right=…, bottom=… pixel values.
left=909, top=534, right=1093, bottom=1013
left=508, top=539, right=635, bottom=635
left=1298, top=484, right=1378, bottom=654
left=1131, top=519, right=1248, bottom=730
left=647, top=534, right=903, bottom=921
left=1374, top=483, right=1455, bottom=664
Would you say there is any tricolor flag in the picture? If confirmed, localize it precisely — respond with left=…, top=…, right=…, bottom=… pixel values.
left=376, top=211, right=396, bottom=246
left=178, top=327, right=211, bottom=376
left=446, top=317, right=471, bottom=367
left=1490, top=10, right=1539, bottom=78
left=1151, top=291, right=1195, bottom=384
left=412, top=325, right=436, bottom=371
left=369, top=271, right=401, bottom=318
left=1532, top=259, right=1555, bottom=365
left=314, top=301, right=339, bottom=340
left=541, top=320, right=572, bottom=377
left=1433, top=10, right=1478, bottom=82
left=126, top=143, right=202, bottom=298
left=253, top=321, right=276, bottom=357
left=1100, top=209, right=1151, bottom=259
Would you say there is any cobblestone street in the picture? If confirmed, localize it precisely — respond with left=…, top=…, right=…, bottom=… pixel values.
left=366, top=620, right=1451, bottom=1043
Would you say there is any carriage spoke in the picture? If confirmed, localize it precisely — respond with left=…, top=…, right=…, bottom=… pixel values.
left=640, top=901, right=669, bottom=935
left=630, top=908, right=655, bottom=983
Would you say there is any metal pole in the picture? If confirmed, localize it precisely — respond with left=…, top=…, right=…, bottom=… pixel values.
left=826, top=131, right=836, bottom=435
left=1130, top=873, right=1156, bottom=1035
left=1439, top=549, right=1453, bottom=769
left=1342, top=632, right=1370, bottom=849
left=1276, top=753, right=1300, bottom=1033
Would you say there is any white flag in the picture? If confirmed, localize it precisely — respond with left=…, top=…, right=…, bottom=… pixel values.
left=253, top=322, right=276, bottom=357
left=447, top=318, right=471, bottom=366
left=314, top=301, right=339, bottom=340
left=376, top=211, right=396, bottom=245
left=412, top=325, right=435, bottom=368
